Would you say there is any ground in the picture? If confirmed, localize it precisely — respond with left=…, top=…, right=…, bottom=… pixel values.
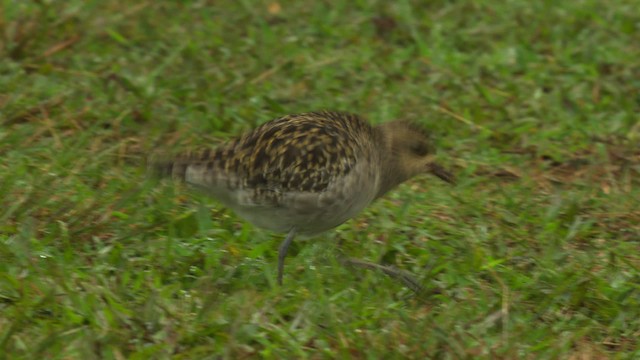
left=1, top=1, right=639, bottom=358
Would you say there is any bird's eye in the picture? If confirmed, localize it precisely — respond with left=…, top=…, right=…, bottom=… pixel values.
left=410, top=141, right=431, bottom=156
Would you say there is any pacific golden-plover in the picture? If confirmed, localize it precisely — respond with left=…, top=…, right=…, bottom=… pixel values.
left=152, top=111, right=454, bottom=286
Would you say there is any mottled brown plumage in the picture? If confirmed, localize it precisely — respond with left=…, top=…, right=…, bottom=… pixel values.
left=152, top=111, right=454, bottom=285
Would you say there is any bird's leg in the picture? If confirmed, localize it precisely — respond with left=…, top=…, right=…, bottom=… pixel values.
left=337, top=255, right=425, bottom=294
left=334, top=236, right=424, bottom=293
left=277, top=228, right=297, bottom=285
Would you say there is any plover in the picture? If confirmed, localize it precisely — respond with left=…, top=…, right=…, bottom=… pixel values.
left=152, top=111, right=454, bottom=286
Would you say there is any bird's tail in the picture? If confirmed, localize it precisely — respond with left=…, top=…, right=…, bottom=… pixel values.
left=146, top=155, right=190, bottom=181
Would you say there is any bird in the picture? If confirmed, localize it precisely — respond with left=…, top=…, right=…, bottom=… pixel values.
left=151, top=111, right=455, bottom=286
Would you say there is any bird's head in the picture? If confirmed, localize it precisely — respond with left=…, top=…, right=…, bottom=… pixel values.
left=378, top=120, right=456, bottom=185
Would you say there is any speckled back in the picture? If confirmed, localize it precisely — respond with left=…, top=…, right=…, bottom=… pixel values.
left=172, top=111, right=380, bottom=195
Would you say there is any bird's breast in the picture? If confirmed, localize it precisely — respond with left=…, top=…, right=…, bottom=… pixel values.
left=234, top=159, right=382, bottom=235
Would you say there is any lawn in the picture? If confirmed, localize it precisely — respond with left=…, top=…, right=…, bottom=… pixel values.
left=1, top=0, right=639, bottom=358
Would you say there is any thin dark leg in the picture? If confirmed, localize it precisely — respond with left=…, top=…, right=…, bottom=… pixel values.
left=277, top=228, right=296, bottom=285
left=338, top=256, right=425, bottom=294
left=334, top=236, right=425, bottom=294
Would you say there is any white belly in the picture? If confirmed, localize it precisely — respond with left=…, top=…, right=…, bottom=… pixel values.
left=228, top=161, right=381, bottom=235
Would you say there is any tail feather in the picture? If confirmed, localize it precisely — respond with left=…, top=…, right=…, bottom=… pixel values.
left=147, top=156, right=189, bottom=181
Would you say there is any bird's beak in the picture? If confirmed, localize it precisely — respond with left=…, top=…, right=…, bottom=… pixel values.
left=429, top=162, right=456, bottom=184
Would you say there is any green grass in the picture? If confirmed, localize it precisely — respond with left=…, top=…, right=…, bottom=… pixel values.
left=1, top=0, right=639, bottom=358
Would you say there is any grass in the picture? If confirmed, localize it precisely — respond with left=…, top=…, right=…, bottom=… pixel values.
left=1, top=0, right=639, bottom=358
